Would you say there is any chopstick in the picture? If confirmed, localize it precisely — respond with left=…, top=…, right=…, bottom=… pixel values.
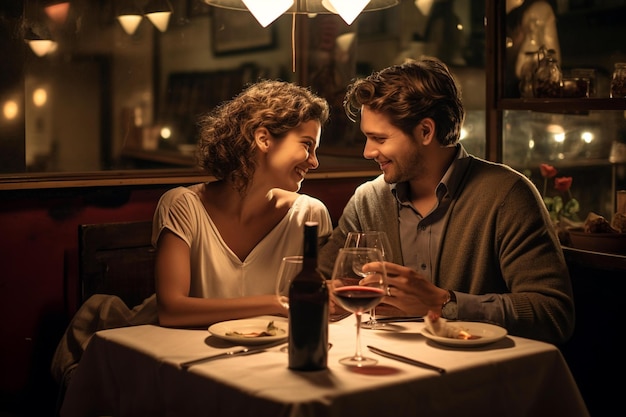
left=367, top=345, right=446, bottom=374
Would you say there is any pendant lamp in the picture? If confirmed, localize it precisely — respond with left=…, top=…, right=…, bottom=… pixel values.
left=24, top=26, right=57, bottom=57
left=204, top=0, right=398, bottom=27
left=145, top=0, right=174, bottom=32
left=43, top=1, right=70, bottom=25
left=117, top=2, right=143, bottom=35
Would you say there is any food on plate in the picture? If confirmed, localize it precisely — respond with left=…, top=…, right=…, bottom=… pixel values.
left=225, top=320, right=284, bottom=338
left=583, top=212, right=620, bottom=234
left=613, top=212, right=626, bottom=233
left=424, top=311, right=481, bottom=340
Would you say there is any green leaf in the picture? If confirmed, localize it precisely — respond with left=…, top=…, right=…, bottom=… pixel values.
left=552, top=196, right=563, bottom=214
left=561, top=198, right=581, bottom=221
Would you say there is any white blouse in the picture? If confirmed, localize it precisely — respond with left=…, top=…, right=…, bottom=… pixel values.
left=152, top=185, right=332, bottom=298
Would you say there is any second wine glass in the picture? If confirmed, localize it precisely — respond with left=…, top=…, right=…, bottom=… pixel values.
left=275, top=255, right=303, bottom=353
left=275, top=255, right=303, bottom=310
left=344, top=231, right=392, bottom=329
left=330, top=247, right=387, bottom=367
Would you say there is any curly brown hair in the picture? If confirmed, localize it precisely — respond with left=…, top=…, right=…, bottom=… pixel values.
left=343, top=57, right=464, bottom=147
left=197, top=80, right=330, bottom=194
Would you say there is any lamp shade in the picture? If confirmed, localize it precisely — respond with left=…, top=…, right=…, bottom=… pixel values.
left=44, top=2, right=70, bottom=25
left=117, top=14, right=143, bottom=35
left=116, top=1, right=143, bottom=35
left=24, top=27, right=56, bottom=56
left=145, top=0, right=173, bottom=32
left=204, top=0, right=398, bottom=26
left=242, top=0, right=293, bottom=27
left=146, top=11, right=172, bottom=31
left=28, top=39, right=56, bottom=56
left=324, top=0, right=371, bottom=25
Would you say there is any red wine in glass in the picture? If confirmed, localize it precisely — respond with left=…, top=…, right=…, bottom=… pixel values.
left=331, top=247, right=387, bottom=367
left=333, top=285, right=385, bottom=313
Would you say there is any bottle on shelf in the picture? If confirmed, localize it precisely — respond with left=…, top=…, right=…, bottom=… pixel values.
left=610, top=63, right=626, bottom=98
left=288, top=221, right=329, bottom=371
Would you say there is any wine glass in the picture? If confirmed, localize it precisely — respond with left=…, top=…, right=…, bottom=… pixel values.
left=344, top=231, right=392, bottom=329
left=275, top=255, right=303, bottom=310
left=330, top=247, right=387, bottom=367
left=275, top=255, right=303, bottom=353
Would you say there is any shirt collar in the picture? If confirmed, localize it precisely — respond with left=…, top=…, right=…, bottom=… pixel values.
left=391, top=144, right=469, bottom=204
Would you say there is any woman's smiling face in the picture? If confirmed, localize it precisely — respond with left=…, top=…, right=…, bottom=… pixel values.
left=266, top=120, right=322, bottom=192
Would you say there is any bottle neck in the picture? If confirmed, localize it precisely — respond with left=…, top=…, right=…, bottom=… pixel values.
left=302, top=223, right=318, bottom=267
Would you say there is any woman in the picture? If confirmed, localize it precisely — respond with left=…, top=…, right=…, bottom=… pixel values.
left=152, top=79, right=333, bottom=328
left=51, top=80, right=331, bottom=388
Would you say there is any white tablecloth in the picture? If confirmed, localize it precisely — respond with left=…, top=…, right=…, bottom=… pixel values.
left=60, top=315, right=589, bottom=417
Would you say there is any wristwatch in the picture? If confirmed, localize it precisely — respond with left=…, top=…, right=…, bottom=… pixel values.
left=441, top=290, right=458, bottom=320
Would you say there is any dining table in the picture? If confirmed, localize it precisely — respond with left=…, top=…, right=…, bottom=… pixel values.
left=59, top=314, right=589, bottom=417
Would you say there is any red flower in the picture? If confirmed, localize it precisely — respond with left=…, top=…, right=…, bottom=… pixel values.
left=554, top=177, right=572, bottom=192
left=540, top=164, right=557, bottom=178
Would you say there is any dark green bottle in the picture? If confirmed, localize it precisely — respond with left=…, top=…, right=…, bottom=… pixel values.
left=288, top=221, right=329, bottom=371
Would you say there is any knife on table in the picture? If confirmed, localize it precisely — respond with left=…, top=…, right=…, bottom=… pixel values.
left=181, top=347, right=265, bottom=370
left=372, top=316, right=424, bottom=323
left=367, top=345, right=446, bottom=374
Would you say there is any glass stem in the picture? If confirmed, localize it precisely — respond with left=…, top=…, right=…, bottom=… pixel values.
left=355, top=313, right=363, bottom=359
left=370, top=307, right=377, bottom=326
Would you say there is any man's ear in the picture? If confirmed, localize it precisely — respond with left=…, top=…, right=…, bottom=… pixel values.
left=414, top=118, right=435, bottom=145
left=254, top=127, right=271, bottom=153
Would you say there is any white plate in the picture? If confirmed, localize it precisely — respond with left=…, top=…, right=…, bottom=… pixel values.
left=421, top=322, right=507, bottom=347
left=208, top=316, right=288, bottom=345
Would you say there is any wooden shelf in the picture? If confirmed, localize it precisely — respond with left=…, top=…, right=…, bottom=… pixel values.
left=498, top=98, right=626, bottom=113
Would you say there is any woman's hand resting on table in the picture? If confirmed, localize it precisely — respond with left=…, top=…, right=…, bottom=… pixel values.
left=361, top=262, right=450, bottom=316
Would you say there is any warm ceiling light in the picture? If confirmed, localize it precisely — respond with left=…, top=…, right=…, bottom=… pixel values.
left=3, top=100, right=19, bottom=120
left=33, top=88, right=48, bottom=107
left=116, top=2, right=143, bottom=35
left=145, top=0, right=174, bottom=32
left=335, top=32, right=355, bottom=54
left=414, top=0, right=433, bottom=16
left=44, top=2, right=70, bottom=25
left=28, top=39, right=56, bottom=56
left=146, top=11, right=172, bottom=31
left=204, top=0, right=398, bottom=27
left=24, top=27, right=56, bottom=57
left=242, top=0, right=293, bottom=27
left=323, top=0, right=370, bottom=25
left=117, top=14, right=141, bottom=35
left=117, top=14, right=142, bottom=35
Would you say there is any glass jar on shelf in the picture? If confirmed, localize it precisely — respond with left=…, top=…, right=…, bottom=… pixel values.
left=610, top=63, right=626, bottom=98
left=571, top=68, right=596, bottom=97
left=533, top=47, right=562, bottom=98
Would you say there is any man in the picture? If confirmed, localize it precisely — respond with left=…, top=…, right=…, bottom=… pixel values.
left=319, top=58, right=574, bottom=345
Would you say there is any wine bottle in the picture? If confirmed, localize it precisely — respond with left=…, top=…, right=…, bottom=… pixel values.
left=288, top=221, right=329, bottom=371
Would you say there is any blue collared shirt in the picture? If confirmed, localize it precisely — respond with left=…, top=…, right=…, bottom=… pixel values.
left=391, top=144, right=469, bottom=282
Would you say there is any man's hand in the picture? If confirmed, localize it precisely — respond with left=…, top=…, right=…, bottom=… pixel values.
left=362, top=262, right=449, bottom=316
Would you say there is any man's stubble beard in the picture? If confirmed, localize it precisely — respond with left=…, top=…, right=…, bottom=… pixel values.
left=383, top=150, right=425, bottom=185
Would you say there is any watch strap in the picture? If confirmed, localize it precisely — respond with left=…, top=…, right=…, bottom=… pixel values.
left=441, top=290, right=457, bottom=320
left=443, top=289, right=456, bottom=306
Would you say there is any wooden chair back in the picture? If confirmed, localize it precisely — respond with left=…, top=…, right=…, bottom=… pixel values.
left=78, top=220, right=156, bottom=308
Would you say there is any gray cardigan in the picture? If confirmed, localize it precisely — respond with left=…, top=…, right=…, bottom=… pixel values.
left=319, top=155, right=574, bottom=345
